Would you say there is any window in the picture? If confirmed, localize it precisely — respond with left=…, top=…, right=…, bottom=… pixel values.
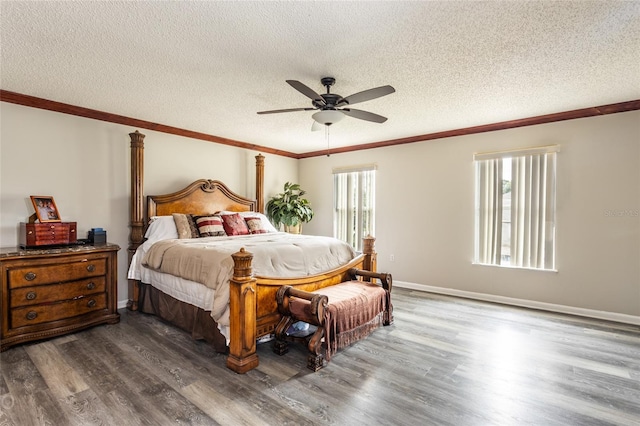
left=333, top=165, right=376, bottom=251
left=474, top=146, right=558, bottom=270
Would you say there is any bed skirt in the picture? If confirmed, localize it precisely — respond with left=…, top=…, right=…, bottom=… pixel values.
left=137, top=282, right=228, bottom=353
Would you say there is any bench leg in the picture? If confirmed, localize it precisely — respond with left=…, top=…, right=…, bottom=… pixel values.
left=383, top=291, right=394, bottom=326
left=307, top=353, right=325, bottom=372
left=273, top=339, right=289, bottom=356
left=306, top=327, right=326, bottom=371
left=273, top=315, right=295, bottom=356
left=384, top=309, right=394, bottom=326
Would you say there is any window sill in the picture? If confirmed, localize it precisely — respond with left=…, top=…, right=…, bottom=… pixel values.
left=472, top=262, right=558, bottom=273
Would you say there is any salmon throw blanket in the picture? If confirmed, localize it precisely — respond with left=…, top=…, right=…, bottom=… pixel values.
left=304, top=281, right=389, bottom=360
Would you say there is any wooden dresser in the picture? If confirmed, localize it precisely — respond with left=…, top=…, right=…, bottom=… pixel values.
left=0, top=243, right=120, bottom=351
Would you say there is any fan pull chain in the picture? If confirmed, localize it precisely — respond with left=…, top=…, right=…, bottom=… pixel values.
left=325, top=125, right=331, bottom=157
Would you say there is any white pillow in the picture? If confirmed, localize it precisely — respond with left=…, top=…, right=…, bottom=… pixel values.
left=218, top=211, right=279, bottom=233
left=144, top=216, right=178, bottom=242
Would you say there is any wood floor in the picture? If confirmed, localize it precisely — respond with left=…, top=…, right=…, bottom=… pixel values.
left=1, top=288, right=639, bottom=426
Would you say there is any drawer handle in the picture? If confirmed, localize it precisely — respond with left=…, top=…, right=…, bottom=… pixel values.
left=26, top=311, right=37, bottom=321
left=87, top=299, right=97, bottom=308
left=87, top=282, right=96, bottom=290
left=26, top=291, right=37, bottom=301
left=86, top=265, right=96, bottom=272
left=24, top=272, right=36, bottom=281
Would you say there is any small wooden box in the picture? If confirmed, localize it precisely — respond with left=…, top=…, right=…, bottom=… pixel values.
left=19, top=222, right=77, bottom=248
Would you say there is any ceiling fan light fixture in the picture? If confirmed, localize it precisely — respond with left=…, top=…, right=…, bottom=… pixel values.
left=312, top=109, right=344, bottom=126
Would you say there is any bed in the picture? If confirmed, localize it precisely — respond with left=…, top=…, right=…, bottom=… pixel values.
left=126, top=131, right=377, bottom=373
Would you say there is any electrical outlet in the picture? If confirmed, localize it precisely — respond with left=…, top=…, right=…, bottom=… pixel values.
left=390, top=254, right=395, bottom=262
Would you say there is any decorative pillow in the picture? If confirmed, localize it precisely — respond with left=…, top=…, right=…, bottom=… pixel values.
left=218, top=211, right=279, bottom=233
left=145, top=216, right=178, bottom=242
left=220, top=213, right=250, bottom=236
left=244, top=216, right=268, bottom=234
left=172, top=213, right=199, bottom=239
left=195, top=215, right=227, bottom=237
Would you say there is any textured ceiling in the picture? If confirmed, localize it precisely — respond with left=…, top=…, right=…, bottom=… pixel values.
left=1, top=1, right=639, bottom=154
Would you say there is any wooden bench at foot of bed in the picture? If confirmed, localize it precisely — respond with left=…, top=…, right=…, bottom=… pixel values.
left=272, top=269, right=393, bottom=371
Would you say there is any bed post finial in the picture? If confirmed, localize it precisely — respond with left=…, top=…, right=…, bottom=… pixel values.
left=128, top=130, right=145, bottom=311
left=363, top=235, right=377, bottom=275
left=255, top=154, right=265, bottom=213
left=227, top=248, right=259, bottom=373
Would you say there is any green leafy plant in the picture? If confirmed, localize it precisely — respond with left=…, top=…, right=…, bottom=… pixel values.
left=265, top=182, right=314, bottom=230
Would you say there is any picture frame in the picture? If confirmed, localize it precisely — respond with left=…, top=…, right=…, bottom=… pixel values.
left=30, top=196, right=61, bottom=222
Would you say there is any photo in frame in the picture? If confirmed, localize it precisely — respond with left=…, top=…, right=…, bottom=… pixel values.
left=30, top=196, right=61, bottom=222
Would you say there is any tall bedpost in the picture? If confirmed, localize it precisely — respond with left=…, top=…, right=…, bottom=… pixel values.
left=127, top=130, right=145, bottom=311
left=227, top=248, right=259, bottom=373
left=363, top=235, right=377, bottom=276
left=255, top=154, right=264, bottom=213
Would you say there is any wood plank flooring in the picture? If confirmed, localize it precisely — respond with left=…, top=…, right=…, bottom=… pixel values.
left=1, top=288, right=639, bottom=425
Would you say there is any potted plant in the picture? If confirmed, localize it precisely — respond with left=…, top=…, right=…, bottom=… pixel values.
left=265, top=182, right=314, bottom=233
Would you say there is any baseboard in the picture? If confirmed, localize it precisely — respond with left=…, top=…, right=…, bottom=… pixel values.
left=395, top=281, right=640, bottom=326
left=117, top=300, right=129, bottom=310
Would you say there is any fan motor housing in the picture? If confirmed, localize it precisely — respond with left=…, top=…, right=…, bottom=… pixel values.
left=315, top=93, right=343, bottom=108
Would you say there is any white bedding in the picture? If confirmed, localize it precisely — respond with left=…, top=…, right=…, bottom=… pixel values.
left=128, top=232, right=356, bottom=343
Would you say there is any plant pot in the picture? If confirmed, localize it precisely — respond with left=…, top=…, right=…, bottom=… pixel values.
left=284, top=223, right=301, bottom=234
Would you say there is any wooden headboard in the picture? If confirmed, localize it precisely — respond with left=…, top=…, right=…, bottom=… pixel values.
left=147, top=179, right=257, bottom=218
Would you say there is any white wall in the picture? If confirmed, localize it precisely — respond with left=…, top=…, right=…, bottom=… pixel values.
left=300, top=111, right=640, bottom=317
left=2, top=101, right=637, bottom=318
left=0, top=102, right=298, bottom=307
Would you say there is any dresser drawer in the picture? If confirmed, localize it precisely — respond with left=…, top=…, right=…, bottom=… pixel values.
left=10, top=277, right=106, bottom=308
left=11, top=293, right=107, bottom=328
left=8, top=257, right=107, bottom=288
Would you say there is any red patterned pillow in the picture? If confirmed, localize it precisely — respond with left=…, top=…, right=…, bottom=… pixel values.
left=244, top=216, right=268, bottom=234
left=220, top=213, right=250, bottom=236
left=195, top=215, right=227, bottom=237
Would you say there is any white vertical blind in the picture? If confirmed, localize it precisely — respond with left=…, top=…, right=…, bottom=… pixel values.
left=333, top=166, right=376, bottom=251
left=475, top=158, right=503, bottom=264
left=475, top=146, right=558, bottom=270
left=511, top=152, right=557, bottom=269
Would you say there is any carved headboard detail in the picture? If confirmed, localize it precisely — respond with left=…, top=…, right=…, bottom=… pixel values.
left=147, top=179, right=257, bottom=218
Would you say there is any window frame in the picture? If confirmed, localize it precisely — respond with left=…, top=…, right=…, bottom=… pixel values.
left=474, top=146, right=559, bottom=271
left=333, top=165, right=376, bottom=252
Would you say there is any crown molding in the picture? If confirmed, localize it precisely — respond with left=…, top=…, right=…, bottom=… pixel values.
left=0, top=90, right=297, bottom=158
left=299, top=99, right=640, bottom=158
left=2, top=90, right=638, bottom=159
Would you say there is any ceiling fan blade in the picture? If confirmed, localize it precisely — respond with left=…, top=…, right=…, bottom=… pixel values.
left=341, top=108, right=388, bottom=123
left=340, top=85, right=395, bottom=106
left=286, top=80, right=326, bottom=104
left=257, top=107, right=315, bottom=115
left=311, top=121, right=323, bottom=132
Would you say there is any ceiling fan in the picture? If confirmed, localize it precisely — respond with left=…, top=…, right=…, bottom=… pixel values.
left=257, top=77, right=395, bottom=130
